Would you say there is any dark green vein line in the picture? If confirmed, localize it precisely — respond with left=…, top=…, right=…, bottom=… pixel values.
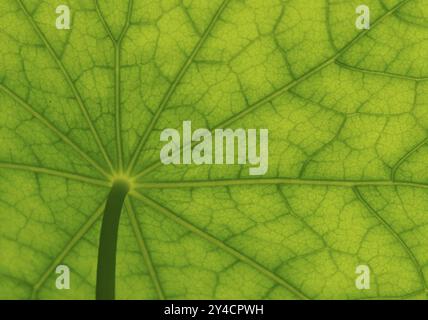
left=391, top=138, right=428, bottom=181
left=95, top=0, right=133, bottom=172
left=325, top=0, right=337, bottom=51
left=298, top=116, right=347, bottom=178
left=125, top=199, right=165, bottom=300
left=356, top=288, right=426, bottom=300
left=17, top=0, right=115, bottom=173
left=94, top=1, right=121, bottom=171
left=126, top=0, right=231, bottom=175
left=113, top=41, right=123, bottom=171
left=392, top=12, right=428, bottom=29
left=0, top=84, right=110, bottom=178
left=134, top=0, right=412, bottom=180
left=391, top=82, right=427, bottom=180
left=96, top=179, right=130, bottom=300
left=278, top=186, right=328, bottom=248
left=130, top=191, right=310, bottom=300
left=0, top=163, right=110, bottom=187
left=94, top=0, right=116, bottom=42
left=335, top=60, right=428, bottom=81
left=390, top=81, right=426, bottom=182
left=353, top=187, right=427, bottom=292
left=31, top=204, right=105, bottom=299
left=116, top=0, right=133, bottom=170
left=135, top=178, right=428, bottom=190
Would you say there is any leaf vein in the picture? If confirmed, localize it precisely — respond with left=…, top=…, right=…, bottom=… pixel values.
left=125, top=199, right=165, bottom=300
left=353, top=187, right=427, bottom=293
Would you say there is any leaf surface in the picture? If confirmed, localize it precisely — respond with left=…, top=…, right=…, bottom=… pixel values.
left=0, top=0, right=427, bottom=299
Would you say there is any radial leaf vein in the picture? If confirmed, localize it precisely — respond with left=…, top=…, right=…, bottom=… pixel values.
left=335, top=60, right=428, bottom=81
left=125, top=198, right=165, bottom=300
left=135, top=178, right=428, bottom=190
left=0, top=162, right=110, bottom=187
left=353, top=187, right=427, bottom=293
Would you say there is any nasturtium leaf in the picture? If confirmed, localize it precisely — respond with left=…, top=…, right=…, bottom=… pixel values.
left=0, top=0, right=428, bottom=300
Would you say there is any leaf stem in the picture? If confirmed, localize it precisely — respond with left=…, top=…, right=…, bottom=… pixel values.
left=96, top=179, right=130, bottom=300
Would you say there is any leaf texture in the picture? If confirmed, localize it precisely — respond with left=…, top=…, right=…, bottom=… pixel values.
left=0, top=0, right=428, bottom=299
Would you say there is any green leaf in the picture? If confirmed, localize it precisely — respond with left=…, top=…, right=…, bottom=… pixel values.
left=1, top=0, right=427, bottom=300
